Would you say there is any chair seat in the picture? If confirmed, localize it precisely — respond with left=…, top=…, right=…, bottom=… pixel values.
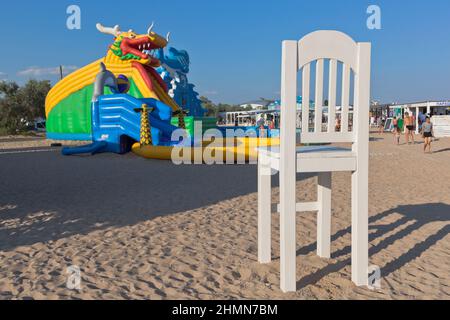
left=258, top=145, right=355, bottom=158
left=257, top=145, right=357, bottom=172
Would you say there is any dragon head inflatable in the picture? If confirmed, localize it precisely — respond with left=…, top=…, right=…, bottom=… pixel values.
left=96, top=23, right=170, bottom=68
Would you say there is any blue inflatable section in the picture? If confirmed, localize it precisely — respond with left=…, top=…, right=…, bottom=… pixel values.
left=156, top=47, right=206, bottom=117
left=62, top=141, right=108, bottom=156
left=47, top=132, right=92, bottom=141
left=62, top=94, right=179, bottom=155
left=93, top=95, right=179, bottom=153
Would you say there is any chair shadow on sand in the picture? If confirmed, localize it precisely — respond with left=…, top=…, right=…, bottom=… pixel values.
left=433, top=147, right=450, bottom=154
left=295, top=203, right=450, bottom=289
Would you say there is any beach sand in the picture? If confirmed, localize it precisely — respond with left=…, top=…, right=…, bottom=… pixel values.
left=0, top=135, right=87, bottom=151
left=0, top=133, right=449, bottom=300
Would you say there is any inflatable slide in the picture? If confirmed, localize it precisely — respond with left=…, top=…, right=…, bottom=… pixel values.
left=45, top=23, right=179, bottom=142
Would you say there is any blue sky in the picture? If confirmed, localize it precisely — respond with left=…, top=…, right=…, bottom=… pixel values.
left=1, top=0, right=449, bottom=104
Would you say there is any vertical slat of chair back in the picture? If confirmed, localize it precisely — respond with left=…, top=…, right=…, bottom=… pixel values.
left=328, top=59, right=338, bottom=133
left=301, top=64, right=310, bottom=133
left=341, top=63, right=351, bottom=133
left=298, top=30, right=361, bottom=144
left=314, top=59, right=324, bottom=133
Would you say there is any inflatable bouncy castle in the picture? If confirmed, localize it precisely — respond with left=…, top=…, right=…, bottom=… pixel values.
left=46, top=23, right=178, bottom=142
left=45, top=23, right=279, bottom=160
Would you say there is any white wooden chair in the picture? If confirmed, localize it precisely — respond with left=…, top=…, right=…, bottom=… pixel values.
left=257, top=30, right=371, bottom=293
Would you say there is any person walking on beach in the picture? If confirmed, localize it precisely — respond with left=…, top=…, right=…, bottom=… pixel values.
left=392, top=116, right=398, bottom=130
left=404, top=112, right=415, bottom=144
left=392, top=116, right=398, bottom=143
left=378, top=117, right=385, bottom=134
left=394, top=126, right=401, bottom=145
left=421, top=116, right=434, bottom=153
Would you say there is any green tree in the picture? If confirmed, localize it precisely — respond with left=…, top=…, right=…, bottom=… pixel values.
left=20, top=80, right=51, bottom=119
left=0, top=81, right=24, bottom=134
left=0, top=80, right=51, bottom=134
left=200, top=95, right=258, bottom=118
left=200, top=96, right=217, bottom=117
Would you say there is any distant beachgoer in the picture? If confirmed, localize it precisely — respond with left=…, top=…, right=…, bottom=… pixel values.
left=268, top=120, right=275, bottom=130
left=259, top=122, right=266, bottom=138
left=257, top=118, right=265, bottom=127
left=392, top=117, right=398, bottom=130
left=378, top=117, right=385, bottom=134
left=421, top=117, right=434, bottom=153
left=392, top=116, right=398, bottom=140
left=404, top=112, right=415, bottom=144
left=394, top=126, right=401, bottom=145
left=418, top=112, right=426, bottom=131
left=335, top=118, right=341, bottom=132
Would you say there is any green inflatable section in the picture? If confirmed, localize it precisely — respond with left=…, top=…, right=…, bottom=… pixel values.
left=170, top=117, right=217, bottom=138
left=46, top=85, right=93, bottom=135
left=47, top=79, right=143, bottom=135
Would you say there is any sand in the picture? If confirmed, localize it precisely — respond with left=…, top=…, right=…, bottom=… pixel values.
left=0, top=135, right=87, bottom=150
left=0, top=133, right=449, bottom=300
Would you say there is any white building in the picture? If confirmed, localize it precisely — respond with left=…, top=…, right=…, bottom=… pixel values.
left=389, top=100, right=450, bottom=134
left=239, top=100, right=268, bottom=110
left=218, top=110, right=277, bottom=127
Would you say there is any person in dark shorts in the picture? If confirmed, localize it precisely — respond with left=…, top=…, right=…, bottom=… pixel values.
left=378, top=117, right=385, bottom=134
left=404, top=112, right=415, bottom=144
left=394, top=126, right=401, bottom=145
left=392, top=117, right=399, bottom=144
left=421, top=117, right=434, bottom=153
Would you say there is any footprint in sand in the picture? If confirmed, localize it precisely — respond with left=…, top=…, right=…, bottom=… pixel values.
left=231, top=271, right=241, bottom=280
left=181, top=272, right=194, bottom=279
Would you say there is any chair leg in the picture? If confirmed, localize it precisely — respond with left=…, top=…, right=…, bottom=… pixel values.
left=279, top=162, right=297, bottom=293
left=258, top=154, right=272, bottom=264
left=351, top=168, right=369, bottom=286
left=317, top=172, right=332, bottom=258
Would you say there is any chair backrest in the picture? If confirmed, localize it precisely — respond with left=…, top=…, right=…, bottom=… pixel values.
left=281, top=31, right=371, bottom=145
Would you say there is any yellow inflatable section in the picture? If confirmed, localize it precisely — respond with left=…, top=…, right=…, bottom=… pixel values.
left=45, top=51, right=179, bottom=118
left=132, top=137, right=280, bottom=162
